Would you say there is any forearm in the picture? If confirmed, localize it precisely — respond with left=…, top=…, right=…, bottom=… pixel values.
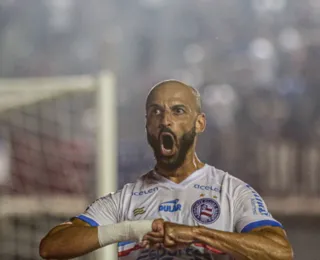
left=39, top=225, right=100, bottom=259
left=192, top=227, right=293, bottom=260
left=39, top=219, right=155, bottom=259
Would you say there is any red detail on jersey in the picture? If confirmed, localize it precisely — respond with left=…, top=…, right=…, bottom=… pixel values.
left=200, top=205, right=213, bottom=217
left=118, top=245, right=141, bottom=257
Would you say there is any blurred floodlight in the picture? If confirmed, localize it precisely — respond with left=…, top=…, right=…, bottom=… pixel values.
left=172, top=68, right=204, bottom=87
left=203, top=84, right=237, bottom=106
left=279, top=28, right=303, bottom=51
left=184, top=44, right=205, bottom=64
left=202, top=84, right=238, bottom=127
left=47, top=0, right=74, bottom=31
left=249, top=38, right=275, bottom=60
left=253, top=0, right=287, bottom=12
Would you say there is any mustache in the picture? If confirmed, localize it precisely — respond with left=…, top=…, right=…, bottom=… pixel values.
left=159, top=126, right=177, bottom=140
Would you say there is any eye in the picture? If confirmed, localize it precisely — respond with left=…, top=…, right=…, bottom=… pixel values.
left=174, top=107, right=185, bottom=114
left=152, top=108, right=162, bottom=115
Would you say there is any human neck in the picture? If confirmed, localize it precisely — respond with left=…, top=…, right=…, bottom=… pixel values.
left=155, top=153, right=205, bottom=184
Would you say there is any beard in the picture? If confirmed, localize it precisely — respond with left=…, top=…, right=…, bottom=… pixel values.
left=147, top=125, right=197, bottom=171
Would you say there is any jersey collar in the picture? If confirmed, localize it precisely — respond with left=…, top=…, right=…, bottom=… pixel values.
left=152, top=164, right=208, bottom=189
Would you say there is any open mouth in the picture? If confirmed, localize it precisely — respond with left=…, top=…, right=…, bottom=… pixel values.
left=160, top=132, right=176, bottom=156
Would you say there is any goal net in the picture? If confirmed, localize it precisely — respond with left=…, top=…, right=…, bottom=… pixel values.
left=0, top=73, right=117, bottom=260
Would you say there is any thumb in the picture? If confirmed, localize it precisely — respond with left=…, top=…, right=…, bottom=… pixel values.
left=164, top=234, right=175, bottom=248
left=152, top=219, right=164, bottom=234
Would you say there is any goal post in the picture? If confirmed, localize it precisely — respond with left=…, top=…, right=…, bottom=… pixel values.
left=95, top=73, right=118, bottom=260
left=0, top=72, right=118, bottom=260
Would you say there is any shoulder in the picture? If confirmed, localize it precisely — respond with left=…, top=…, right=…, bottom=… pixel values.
left=204, top=164, right=237, bottom=184
left=205, top=165, right=250, bottom=193
left=108, top=169, right=157, bottom=197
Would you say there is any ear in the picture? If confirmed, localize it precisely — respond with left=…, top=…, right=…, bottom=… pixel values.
left=195, top=113, right=206, bottom=134
left=145, top=112, right=149, bottom=128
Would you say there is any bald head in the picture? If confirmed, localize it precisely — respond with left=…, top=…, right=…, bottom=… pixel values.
left=146, top=80, right=202, bottom=113
left=145, top=80, right=206, bottom=170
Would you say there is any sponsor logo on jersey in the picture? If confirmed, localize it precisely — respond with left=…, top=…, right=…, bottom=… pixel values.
left=132, top=187, right=158, bottom=196
left=191, top=198, right=220, bottom=224
left=194, top=184, right=221, bottom=192
left=246, top=184, right=270, bottom=216
left=159, top=199, right=182, bottom=212
left=133, top=207, right=145, bottom=216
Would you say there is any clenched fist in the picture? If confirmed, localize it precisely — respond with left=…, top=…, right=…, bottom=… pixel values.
left=163, top=222, right=196, bottom=247
left=141, top=220, right=196, bottom=250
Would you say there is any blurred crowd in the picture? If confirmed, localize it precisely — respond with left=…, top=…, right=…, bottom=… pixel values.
left=1, top=1, right=320, bottom=259
left=1, top=0, right=320, bottom=196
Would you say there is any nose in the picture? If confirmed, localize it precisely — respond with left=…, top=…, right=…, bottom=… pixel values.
left=159, top=111, right=172, bottom=128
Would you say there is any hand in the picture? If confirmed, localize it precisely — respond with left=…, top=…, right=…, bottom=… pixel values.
left=152, top=218, right=165, bottom=235
left=162, top=222, right=195, bottom=249
left=141, top=221, right=195, bottom=251
left=140, top=218, right=164, bottom=249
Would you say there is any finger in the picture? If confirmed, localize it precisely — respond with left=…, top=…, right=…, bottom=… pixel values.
left=164, top=235, right=176, bottom=248
left=143, top=235, right=163, bottom=243
left=155, top=224, right=164, bottom=234
left=146, top=231, right=164, bottom=238
left=152, top=219, right=165, bottom=233
left=139, top=240, right=149, bottom=248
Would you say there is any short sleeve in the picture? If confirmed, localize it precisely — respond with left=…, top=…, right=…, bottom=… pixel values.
left=74, top=192, right=120, bottom=226
left=233, top=184, right=283, bottom=233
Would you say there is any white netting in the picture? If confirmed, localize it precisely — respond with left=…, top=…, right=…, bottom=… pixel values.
left=0, top=74, right=103, bottom=260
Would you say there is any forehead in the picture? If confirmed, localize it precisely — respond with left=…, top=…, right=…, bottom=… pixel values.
left=147, top=83, right=196, bottom=108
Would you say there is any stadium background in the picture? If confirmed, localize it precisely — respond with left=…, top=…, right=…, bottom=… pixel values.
left=0, top=0, right=319, bottom=259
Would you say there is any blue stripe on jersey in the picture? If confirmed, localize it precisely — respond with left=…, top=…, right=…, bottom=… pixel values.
left=118, top=241, right=135, bottom=247
left=241, top=220, right=283, bottom=233
left=76, top=215, right=99, bottom=227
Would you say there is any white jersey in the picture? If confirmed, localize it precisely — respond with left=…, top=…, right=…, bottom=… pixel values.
left=76, top=164, right=282, bottom=260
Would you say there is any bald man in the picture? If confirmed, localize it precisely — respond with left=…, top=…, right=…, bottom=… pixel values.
left=39, top=80, right=293, bottom=260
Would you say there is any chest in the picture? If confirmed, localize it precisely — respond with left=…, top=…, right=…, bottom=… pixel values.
left=124, top=185, right=234, bottom=232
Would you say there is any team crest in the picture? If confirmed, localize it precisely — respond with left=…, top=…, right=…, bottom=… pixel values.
left=191, top=198, right=220, bottom=224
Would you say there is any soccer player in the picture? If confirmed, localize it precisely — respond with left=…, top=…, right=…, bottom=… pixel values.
left=39, top=80, right=293, bottom=260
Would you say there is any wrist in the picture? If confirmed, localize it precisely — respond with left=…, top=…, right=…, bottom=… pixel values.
left=129, top=219, right=154, bottom=241
left=98, top=219, right=154, bottom=247
left=191, top=225, right=205, bottom=242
